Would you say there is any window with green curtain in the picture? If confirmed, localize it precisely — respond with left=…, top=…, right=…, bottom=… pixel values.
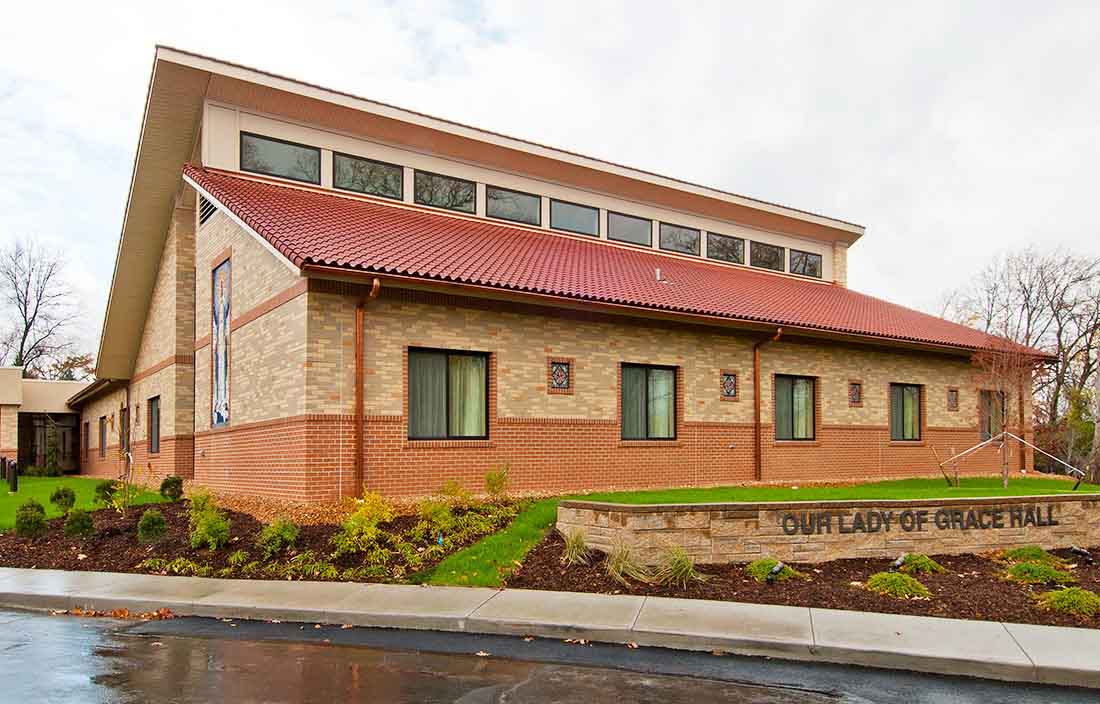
left=890, top=384, right=922, bottom=440
left=775, top=375, right=815, bottom=440
left=621, top=364, right=676, bottom=439
left=980, top=389, right=1005, bottom=441
left=408, top=349, right=488, bottom=439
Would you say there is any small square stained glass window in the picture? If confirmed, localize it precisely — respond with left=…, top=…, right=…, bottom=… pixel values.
left=848, top=382, right=862, bottom=406
left=721, top=372, right=738, bottom=399
left=550, top=361, right=570, bottom=390
left=947, top=388, right=959, bottom=411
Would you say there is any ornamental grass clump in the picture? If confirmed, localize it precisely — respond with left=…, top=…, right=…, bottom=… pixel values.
left=1035, top=587, right=1100, bottom=619
left=1000, top=545, right=1065, bottom=566
left=49, top=486, right=76, bottom=513
left=559, top=528, right=590, bottom=566
left=866, top=571, right=931, bottom=599
left=604, top=542, right=651, bottom=586
left=746, top=557, right=801, bottom=583
left=256, top=517, right=300, bottom=560
left=1006, top=561, right=1075, bottom=586
left=899, top=553, right=945, bottom=576
left=14, top=499, right=47, bottom=538
left=654, top=546, right=707, bottom=588
left=137, top=508, right=168, bottom=544
left=63, top=508, right=95, bottom=538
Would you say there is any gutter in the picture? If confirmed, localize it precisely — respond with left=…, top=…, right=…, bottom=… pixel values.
left=752, top=328, right=783, bottom=481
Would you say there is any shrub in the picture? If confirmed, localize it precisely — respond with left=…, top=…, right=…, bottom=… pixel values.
left=560, top=528, right=590, bottom=566
left=900, top=553, right=945, bottom=575
left=137, top=508, right=168, bottom=544
left=331, top=491, right=395, bottom=558
left=746, top=558, right=801, bottom=583
left=654, top=546, right=707, bottom=588
left=485, top=466, right=510, bottom=499
left=160, top=475, right=184, bottom=502
left=228, top=549, right=250, bottom=569
left=63, top=508, right=95, bottom=538
left=190, top=509, right=231, bottom=551
left=138, top=557, right=168, bottom=573
left=49, top=486, right=77, bottom=513
left=1006, top=561, right=1075, bottom=586
left=604, top=542, right=650, bottom=586
left=866, top=572, right=931, bottom=599
left=14, top=499, right=47, bottom=538
left=94, top=480, right=119, bottom=505
left=417, top=498, right=455, bottom=532
left=439, top=479, right=472, bottom=507
left=1035, top=587, right=1100, bottom=618
left=1001, top=545, right=1064, bottom=566
left=23, top=465, right=61, bottom=478
left=188, top=490, right=215, bottom=527
left=255, top=517, right=300, bottom=560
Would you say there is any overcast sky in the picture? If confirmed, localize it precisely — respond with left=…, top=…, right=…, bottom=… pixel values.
left=1, top=1, right=1097, bottom=355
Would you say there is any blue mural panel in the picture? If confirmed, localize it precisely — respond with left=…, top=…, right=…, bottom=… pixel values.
left=211, top=259, right=231, bottom=427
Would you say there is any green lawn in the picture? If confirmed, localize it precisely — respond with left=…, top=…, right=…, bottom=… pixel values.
left=426, top=476, right=1098, bottom=587
left=0, top=476, right=164, bottom=531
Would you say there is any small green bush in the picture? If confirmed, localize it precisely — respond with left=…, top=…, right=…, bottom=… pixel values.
left=331, top=491, right=395, bottom=558
left=604, top=542, right=650, bottom=586
left=654, top=546, right=707, bottom=588
left=1001, top=545, right=1064, bottom=566
left=559, top=528, right=590, bottom=566
left=159, top=475, right=184, bottom=502
left=228, top=549, right=250, bottom=568
left=866, top=571, right=931, bottom=599
left=255, top=517, right=300, bottom=560
left=439, top=480, right=472, bottom=507
left=137, top=508, right=168, bottom=543
left=63, top=508, right=95, bottom=538
left=485, top=466, right=510, bottom=499
left=1035, top=587, right=1100, bottom=618
left=746, top=558, right=801, bottom=583
left=94, top=480, right=119, bottom=505
left=138, top=558, right=168, bottom=573
left=14, top=499, right=47, bottom=538
left=1006, top=561, right=1075, bottom=586
left=49, top=486, right=76, bottom=513
left=190, top=510, right=230, bottom=550
left=900, top=553, right=945, bottom=575
left=187, top=490, right=215, bottom=527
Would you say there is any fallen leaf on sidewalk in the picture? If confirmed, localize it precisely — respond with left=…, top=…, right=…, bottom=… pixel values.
left=626, top=642, right=638, bottom=649
left=341, top=624, right=354, bottom=629
left=475, top=651, right=490, bottom=657
left=522, top=636, right=534, bottom=642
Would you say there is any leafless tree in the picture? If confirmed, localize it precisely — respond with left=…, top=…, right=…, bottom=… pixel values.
left=0, top=239, right=79, bottom=377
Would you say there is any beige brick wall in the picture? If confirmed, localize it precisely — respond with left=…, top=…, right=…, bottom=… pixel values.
left=194, top=211, right=307, bottom=429
left=306, top=291, right=356, bottom=415
left=832, top=242, right=848, bottom=287
left=0, top=404, right=18, bottom=451
left=80, top=388, right=127, bottom=455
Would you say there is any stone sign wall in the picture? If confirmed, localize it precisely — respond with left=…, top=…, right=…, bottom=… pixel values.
left=556, top=494, right=1100, bottom=564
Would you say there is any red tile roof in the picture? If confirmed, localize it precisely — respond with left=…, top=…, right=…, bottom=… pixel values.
left=183, top=165, right=1034, bottom=355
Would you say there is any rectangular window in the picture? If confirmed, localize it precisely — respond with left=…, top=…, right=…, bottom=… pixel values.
left=333, top=153, right=403, bottom=199
left=550, top=199, right=599, bottom=236
left=486, top=186, right=541, bottom=225
left=659, top=223, right=701, bottom=255
left=706, top=232, right=744, bottom=264
left=119, top=408, right=130, bottom=452
left=848, top=381, right=863, bottom=407
left=408, top=349, right=488, bottom=439
left=239, top=132, right=320, bottom=184
left=980, top=390, right=1005, bottom=440
left=890, top=384, right=921, bottom=441
left=751, top=241, right=785, bottom=272
left=947, top=388, right=960, bottom=411
left=775, top=375, right=815, bottom=440
left=621, top=364, right=676, bottom=440
left=83, top=421, right=89, bottom=461
left=720, top=372, right=738, bottom=400
left=608, top=212, right=652, bottom=247
left=148, top=396, right=161, bottom=455
left=413, top=170, right=475, bottom=213
left=790, top=249, right=823, bottom=278
left=98, top=416, right=106, bottom=458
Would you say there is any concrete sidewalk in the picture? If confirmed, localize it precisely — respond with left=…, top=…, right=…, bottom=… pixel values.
left=0, top=567, right=1096, bottom=689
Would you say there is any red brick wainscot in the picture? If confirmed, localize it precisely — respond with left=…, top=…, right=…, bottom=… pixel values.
left=555, top=494, right=1100, bottom=564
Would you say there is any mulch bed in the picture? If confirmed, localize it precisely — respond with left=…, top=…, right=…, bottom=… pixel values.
left=0, top=502, right=468, bottom=581
left=506, top=531, right=1100, bottom=629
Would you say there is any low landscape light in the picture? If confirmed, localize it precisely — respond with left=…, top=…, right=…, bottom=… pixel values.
left=889, top=554, right=907, bottom=572
left=765, top=562, right=786, bottom=584
left=1069, top=546, right=1095, bottom=565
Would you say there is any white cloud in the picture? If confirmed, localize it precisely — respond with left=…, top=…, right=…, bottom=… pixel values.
left=1, top=0, right=1097, bottom=355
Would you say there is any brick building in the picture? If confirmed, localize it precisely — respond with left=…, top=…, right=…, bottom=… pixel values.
left=69, top=47, right=1042, bottom=501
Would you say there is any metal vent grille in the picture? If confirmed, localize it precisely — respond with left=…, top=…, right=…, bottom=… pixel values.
left=198, top=195, right=217, bottom=225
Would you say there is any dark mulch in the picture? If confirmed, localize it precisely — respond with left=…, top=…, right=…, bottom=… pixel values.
left=0, top=502, right=461, bottom=581
left=506, top=531, right=1100, bottom=629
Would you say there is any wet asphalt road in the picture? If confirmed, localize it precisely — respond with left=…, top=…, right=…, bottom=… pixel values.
left=0, top=609, right=1095, bottom=703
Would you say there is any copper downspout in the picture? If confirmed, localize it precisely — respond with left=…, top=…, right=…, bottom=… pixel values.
left=752, top=328, right=783, bottom=481
left=353, top=277, right=382, bottom=493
